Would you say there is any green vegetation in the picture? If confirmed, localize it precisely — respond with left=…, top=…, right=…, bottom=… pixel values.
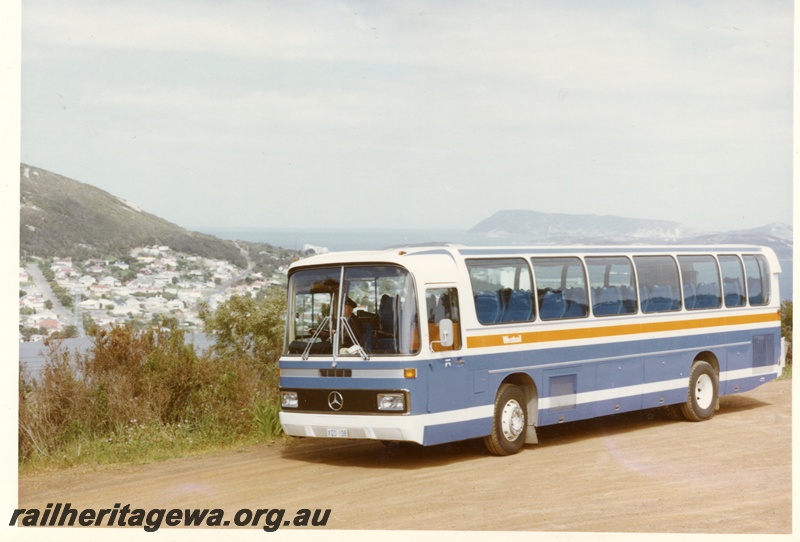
left=19, top=291, right=287, bottom=471
left=199, top=288, right=286, bottom=362
left=779, top=300, right=792, bottom=379
left=19, top=326, right=48, bottom=342
left=40, top=265, right=73, bottom=309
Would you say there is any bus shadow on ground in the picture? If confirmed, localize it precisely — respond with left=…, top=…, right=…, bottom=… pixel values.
left=280, top=437, right=489, bottom=470
left=536, top=394, right=770, bottom=448
left=280, top=395, right=771, bottom=469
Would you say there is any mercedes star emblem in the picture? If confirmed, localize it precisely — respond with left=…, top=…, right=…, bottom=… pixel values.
left=327, top=391, right=344, bottom=411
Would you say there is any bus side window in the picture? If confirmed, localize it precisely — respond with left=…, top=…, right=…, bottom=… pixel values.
left=634, top=256, right=681, bottom=313
left=466, top=259, right=535, bottom=325
left=531, top=257, right=589, bottom=320
left=678, top=255, right=721, bottom=310
left=427, top=287, right=461, bottom=351
left=719, top=255, right=746, bottom=307
left=743, top=255, right=770, bottom=306
left=586, top=256, right=637, bottom=317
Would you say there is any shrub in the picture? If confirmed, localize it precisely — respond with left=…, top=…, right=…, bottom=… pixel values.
left=781, top=300, right=792, bottom=367
left=199, top=288, right=286, bottom=366
left=19, top=321, right=283, bottom=468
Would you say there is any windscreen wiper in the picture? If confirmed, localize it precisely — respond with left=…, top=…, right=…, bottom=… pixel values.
left=301, top=315, right=330, bottom=361
left=339, top=316, right=369, bottom=360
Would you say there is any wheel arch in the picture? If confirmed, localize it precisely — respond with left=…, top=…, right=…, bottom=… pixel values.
left=693, top=350, right=720, bottom=375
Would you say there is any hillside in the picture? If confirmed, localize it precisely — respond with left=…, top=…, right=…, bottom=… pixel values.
left=469, top=209, right=792, bottom=254
left=470, top=210, right=702, bottom=240
left=19, top=164, right=297, bottom=271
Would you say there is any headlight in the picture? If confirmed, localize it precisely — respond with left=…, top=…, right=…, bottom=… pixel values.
left=377, top=393, right=405, bottom=411
left=281, top=391, right=298, bottom=409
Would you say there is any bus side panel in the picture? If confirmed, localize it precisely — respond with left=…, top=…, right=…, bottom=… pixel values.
left=594, top=359, right=643, bottom=415
left=641, top=351, right=691, bottom=410
left=422, top=417, right=493, bottom=446
left=720, top=331, right=752, bottom=396
left=426, top=357, right=489, bottom=414
left=533, top=339, right=643, bottom=425
left=722, top=325, right=781, bottom=395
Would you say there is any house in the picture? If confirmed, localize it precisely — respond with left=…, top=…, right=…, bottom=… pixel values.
left=143, top=296, right=168, bottom=312
left=160, top=256, right=179, bottom=269
left=99, top=276, right=121, bottom=287
left=91, top=315, right=116, bottom=328
left=177, top=289, right=203, bottom=303
left=89, top=283, right=111, bottom=295
left=50, top=259, right=76, bottom=279
left=79, top=299, right=102, bottom=311
left=166, top=299, right=186, bottom=311
left=111, top=299, right=143, bottom=317
left=20, top=294, right=45, bottom=312
left=26, top=311, right=59, bottom=325
left=37, top=319, right=62, bottom=333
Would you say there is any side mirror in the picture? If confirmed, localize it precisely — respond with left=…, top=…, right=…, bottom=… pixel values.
left=438, top=318, right=454, bottom=348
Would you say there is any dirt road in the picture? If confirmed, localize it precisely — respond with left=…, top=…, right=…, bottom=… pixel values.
left=18, top=379, right=792, bottom=534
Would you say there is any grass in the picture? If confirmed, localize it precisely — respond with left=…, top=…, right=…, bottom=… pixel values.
left=19, top=419, right=286, bottom=474
left=254, top=396, right=284, bottom=440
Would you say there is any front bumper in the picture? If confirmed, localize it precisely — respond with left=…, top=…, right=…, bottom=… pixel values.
left=279, top=411, right=425, bottom=443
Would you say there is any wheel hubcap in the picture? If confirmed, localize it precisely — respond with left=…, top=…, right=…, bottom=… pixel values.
left=501, top=399, right=524, bottom=442
left=694, top=373, right=714, bottom=409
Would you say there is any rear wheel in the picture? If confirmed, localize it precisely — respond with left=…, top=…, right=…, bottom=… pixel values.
left=679, top=361, right=718, bottom=422
left=484, top=384, right=527, bottom=456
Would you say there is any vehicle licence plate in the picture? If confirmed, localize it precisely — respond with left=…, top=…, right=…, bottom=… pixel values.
left=326, top=428, right=348, bottom=438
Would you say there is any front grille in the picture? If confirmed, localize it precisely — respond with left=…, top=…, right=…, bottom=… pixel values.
left=281, top=388, right=408, bottom=414
left=319, top=368, right=352, bottom=377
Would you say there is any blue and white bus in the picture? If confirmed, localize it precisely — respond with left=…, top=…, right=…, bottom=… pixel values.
left=278, top=245, right=783, bottom=455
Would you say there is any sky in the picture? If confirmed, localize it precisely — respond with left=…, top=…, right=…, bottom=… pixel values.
left=18, top=0, right=794, bottom=234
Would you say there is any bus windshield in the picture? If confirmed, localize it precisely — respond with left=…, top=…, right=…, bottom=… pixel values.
left=285, top=265, right=420, bottom=358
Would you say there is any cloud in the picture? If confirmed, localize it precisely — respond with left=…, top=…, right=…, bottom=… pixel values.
left=21, top=0, right=793, bottom=231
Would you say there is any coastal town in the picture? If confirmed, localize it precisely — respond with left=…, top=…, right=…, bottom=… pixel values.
left=19, top=245, right=292, bottom=342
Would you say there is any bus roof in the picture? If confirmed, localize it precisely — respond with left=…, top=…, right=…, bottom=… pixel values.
left=289, top=244, right=780, bottom=273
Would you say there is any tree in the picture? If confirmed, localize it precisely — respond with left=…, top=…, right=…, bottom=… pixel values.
left=199, top=288, right=286, bottom=364
left=781, top=300, right=792, bottom=366
left=52, top=325, right=78, bottom=339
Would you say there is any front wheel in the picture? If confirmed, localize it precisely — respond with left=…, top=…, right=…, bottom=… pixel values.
left=679, top=361, right=718, bottom=422
left=484, top=384, right=527, bottom=456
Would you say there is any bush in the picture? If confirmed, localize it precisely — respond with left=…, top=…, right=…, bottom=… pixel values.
left=781, top=300, right=792, bottom=367
left=199, top=288, right=286, bottom=365
left=19, top=322, right=283, bottom=468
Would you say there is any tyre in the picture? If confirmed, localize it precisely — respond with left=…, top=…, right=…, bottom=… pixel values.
left=679, top=361, right=718, bottom=422
left=484, top=384, right=527, bottom=456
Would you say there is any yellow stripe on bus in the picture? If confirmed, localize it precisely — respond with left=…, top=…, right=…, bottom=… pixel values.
left=465, top=311, right=780, bottom=349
